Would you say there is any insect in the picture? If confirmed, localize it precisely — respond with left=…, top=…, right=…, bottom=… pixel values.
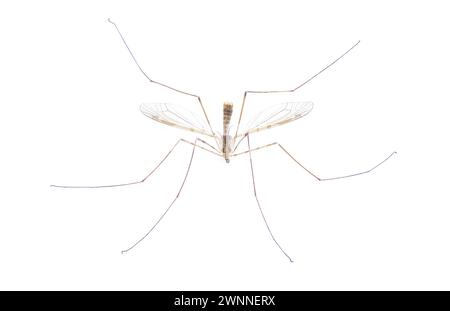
left=51, top=19, right=396, bottom=262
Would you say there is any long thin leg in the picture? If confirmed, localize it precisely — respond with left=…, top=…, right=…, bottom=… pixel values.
left=232, top=142, right=277, bottom=157
left=234, top=41, right=360, bottom=139
left=107, top=18, right=215, bottom=137
left=197, top=138, right=221, bottom=154
left=279, top=146, right=397, bottom=181
left=232, top=134, right=247, bottom=153
left=233, top=141, right=397, bottom=181
left=51, top=139, right=218, bottom=189
left=247, top=135, right=293, bottom=263
left=122, top=138, right=199, bottom=254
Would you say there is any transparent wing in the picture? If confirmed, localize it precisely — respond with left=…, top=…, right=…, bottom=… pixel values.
left=237, top=101, right=313, bottom=137
left=140, top=103, right=215, bottom=137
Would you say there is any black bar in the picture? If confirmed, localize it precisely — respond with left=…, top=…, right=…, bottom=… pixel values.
left=1, top=291, right=448, bottom=309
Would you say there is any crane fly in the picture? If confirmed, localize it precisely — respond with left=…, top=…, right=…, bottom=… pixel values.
left=51, top=19, right=397, bottom=262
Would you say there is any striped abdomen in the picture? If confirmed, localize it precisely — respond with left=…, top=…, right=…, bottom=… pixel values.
left=223, top=102, right=233, bottom=136
left=222, top=102, right=233, bottom=161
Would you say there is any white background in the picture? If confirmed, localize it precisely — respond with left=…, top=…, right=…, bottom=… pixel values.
left=0, top=0, right=449, bottom=290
